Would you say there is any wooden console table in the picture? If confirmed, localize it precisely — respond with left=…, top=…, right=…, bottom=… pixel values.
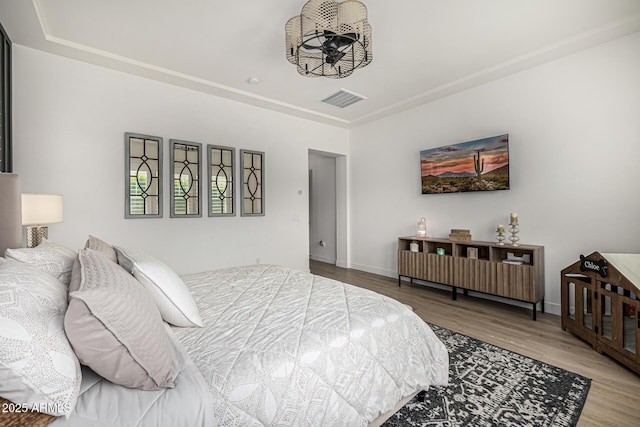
left=398, top=236, right=545, bottom=319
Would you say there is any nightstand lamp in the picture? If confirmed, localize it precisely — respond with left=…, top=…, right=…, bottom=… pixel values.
left=21, top=193, right=63, bottom=248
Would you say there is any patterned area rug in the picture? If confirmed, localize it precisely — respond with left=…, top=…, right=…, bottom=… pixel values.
left=384, top=324, right=591, bottom=427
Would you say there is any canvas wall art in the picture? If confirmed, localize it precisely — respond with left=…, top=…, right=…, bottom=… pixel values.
left=420, top=134, right=510, bottom=194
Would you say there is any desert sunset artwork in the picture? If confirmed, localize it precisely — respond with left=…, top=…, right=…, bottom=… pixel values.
left=420, top=134, right=510, bottom=194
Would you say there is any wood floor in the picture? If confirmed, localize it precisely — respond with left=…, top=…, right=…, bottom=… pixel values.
left=310, top=260, right=640, bottom=427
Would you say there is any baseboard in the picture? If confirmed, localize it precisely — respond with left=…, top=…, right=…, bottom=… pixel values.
left=349, top=262, right=397, bottom=279
left=309, top=254, right=337, bottom=265
left=545, top=301, right=560, bottom=316
left=336, top=259, right=348, bottom=268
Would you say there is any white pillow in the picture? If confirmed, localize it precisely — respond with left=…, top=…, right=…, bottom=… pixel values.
left=114, top=247, right=203, bottom=328
left=4, top=240, right=76, bottom=286
left=0, top=260, right=82, bottom=416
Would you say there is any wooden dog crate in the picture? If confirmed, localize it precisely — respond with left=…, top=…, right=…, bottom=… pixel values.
left=561, top=252, right=640, bottom=374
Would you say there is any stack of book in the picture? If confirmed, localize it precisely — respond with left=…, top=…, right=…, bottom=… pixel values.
left=502, top=252, right=531, bottom=265
left=449, top=229, right=471, bottom=242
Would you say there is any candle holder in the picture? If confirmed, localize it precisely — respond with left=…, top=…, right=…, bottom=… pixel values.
left=417, top=217, right=427, bottom=238
left=509, top=224, right=520, bottom=246
left=496, top=229, right=505, bottom=246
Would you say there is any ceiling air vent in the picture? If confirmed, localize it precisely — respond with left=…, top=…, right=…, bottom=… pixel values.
left=321, top=89, right=367, bottom=108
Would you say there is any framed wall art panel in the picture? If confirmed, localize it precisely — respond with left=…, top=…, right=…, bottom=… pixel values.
left=125, top=133, right=163, bottom=218
left=170, top=139, right=202, bottom=218
left=207, top=144, right=235, bottom=217
left=240, top=149, right=264, bottom=216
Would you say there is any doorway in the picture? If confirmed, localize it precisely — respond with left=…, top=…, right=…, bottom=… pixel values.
left=308, top=150, right=347, bottom=267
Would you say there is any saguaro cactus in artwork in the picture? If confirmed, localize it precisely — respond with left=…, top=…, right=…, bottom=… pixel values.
left=474, top=150, right=484, bottom=179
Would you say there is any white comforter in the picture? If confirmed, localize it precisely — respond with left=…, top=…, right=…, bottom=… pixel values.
left=173, top=264, right=449, bottom=426
left=51, top=265, right=448, bottom=426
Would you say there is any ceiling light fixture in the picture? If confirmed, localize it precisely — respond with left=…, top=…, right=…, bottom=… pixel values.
left=285, top=0, right=372, bottom=79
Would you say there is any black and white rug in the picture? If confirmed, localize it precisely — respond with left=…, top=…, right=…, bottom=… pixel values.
left=384, top=324, right=591, bottom=427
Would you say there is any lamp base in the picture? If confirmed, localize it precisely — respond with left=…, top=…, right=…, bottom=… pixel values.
left=26, top=225, right=48, bottom=248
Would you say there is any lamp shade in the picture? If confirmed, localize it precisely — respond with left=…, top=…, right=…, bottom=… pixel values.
left=21, top=193, right=64, bottom=225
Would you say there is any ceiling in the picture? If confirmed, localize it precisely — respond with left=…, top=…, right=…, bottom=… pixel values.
left=2, top=0, right=640, bottom=128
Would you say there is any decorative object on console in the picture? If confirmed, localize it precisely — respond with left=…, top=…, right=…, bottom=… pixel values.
left=561, top=252, right=640, bottom=375
left=509, top=212, right=519, bottom=246
left=410, top=240, right=419, bottom=252
left=449, top=229, right=471, bottom=242
left=502, top=252, right=531, bottom=265
left=417, top=217, right=426, bottom=237
left=420, top=134, right=509, bottom=194
left=510, top=212, right=518, bottom=224
left=21, top=193, right=63, bottom=248
left=285, top=0, right=372, bottom=78
left=496, top=224, right=505, bottom=245
left=467, top=247, right=478, bottom=259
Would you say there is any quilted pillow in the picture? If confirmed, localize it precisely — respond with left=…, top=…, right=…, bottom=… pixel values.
left=0, top=260, right=81, bottom=416
left=64, top=249, right=175, bottom=390
left=115, top=247, right=203, bottom=328
left=4, top=240, right=76, bottom=286
left=84, top=235, right=117, bottom=263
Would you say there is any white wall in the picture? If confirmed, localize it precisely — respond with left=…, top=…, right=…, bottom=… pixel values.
left=349, top=33, right=640, bottom=314
left=11, top=33, right=640, bottom=314
left=12, top=46, right=349, bottom=274
left=309, top=152, right=337, bottom=264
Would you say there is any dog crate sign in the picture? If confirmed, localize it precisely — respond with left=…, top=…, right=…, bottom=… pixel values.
left=579, top=254, right=608, bottom=277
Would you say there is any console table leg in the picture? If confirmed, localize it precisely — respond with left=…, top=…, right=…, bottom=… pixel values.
left=398, top=276, right=401, bottom=287
left=452, top=286, right=457, bottom=301
left=532, top=303, right=537, bottom=321
left=541, top=298, right=545, bottom=313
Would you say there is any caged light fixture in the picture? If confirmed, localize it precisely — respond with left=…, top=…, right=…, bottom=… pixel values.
left=285, top=0, right=372, bottom=78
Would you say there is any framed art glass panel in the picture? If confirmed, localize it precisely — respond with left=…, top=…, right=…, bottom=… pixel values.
left=170, top=140, right=202, bottom=218
left=240, top=149, right=264, bottom=216
left=208, top=144, right=235, bottom=216
left=125, top=133, right=162, bottom=218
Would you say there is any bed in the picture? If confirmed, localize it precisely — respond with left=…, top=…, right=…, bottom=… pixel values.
left=0, top=173, right=448, bottom=426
